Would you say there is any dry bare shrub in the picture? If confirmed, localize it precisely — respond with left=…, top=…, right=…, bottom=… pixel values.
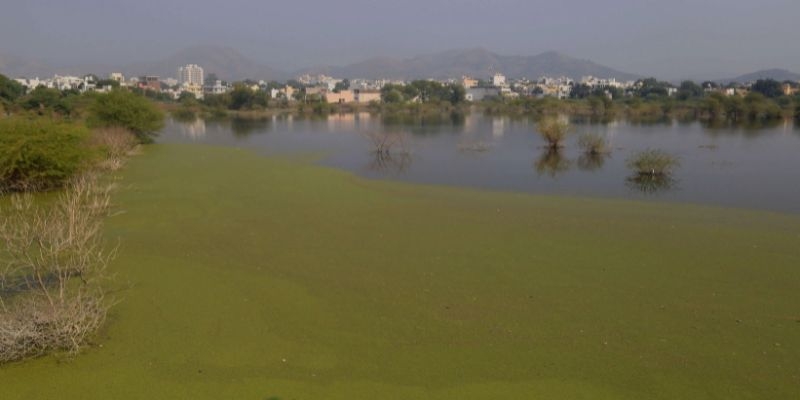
left=0, top=174, right=114, bottom=363
left=90, top=127, right=139, bottom=171
left=363, top=131, right=409, bottom=156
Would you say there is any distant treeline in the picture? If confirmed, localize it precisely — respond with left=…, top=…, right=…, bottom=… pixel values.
left=482, top=78, right=800, bottom=122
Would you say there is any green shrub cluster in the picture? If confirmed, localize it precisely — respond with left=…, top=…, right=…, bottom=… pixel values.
left=0, top=117, right=92, bottom=191
left=88, top=89, right=165, bottom=143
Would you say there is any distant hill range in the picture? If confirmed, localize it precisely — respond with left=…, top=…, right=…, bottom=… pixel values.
left=298, top=48, right=641, bottom=81
left=119, top=45, right=287, bottom=82
left=722, top=69, right=800, bottom=84
left=0, top=46, right=289, bottom=82
left=1, top=46, right=648, bottom=82
left=0, top=53, right=54, bottom=78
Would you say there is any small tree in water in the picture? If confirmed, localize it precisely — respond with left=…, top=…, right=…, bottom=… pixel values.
left=578, top=133, right=610, bottom=156
left=536, top=118, right=570, bottom=149
left=626, top=149, right=680, bottom=177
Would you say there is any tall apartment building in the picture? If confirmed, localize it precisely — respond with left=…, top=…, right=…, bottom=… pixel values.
left=178, top=64, right=204, bottom=86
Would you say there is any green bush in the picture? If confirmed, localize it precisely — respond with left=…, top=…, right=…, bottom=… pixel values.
left=89, top=89, right=165, bottom=143
left=0, top=117, right=92, bottom=191
left=0, top=74, right=25, bottom=103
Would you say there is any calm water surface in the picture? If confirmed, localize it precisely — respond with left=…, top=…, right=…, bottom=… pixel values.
left=158, top=113, right=800, bottom=213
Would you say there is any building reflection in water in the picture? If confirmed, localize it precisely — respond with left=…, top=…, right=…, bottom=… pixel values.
left=327, top=112, right=372, bottom=131
left=179, top=118, right=206, bottom=139
left=492, top=117, right=507, bottom=138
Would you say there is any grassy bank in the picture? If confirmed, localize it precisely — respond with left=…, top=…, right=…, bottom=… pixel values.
left=2, top=143, right=798, bottom=399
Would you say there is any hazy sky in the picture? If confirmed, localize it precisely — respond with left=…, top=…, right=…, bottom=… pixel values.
left=1, top=0, right=798, bottom=80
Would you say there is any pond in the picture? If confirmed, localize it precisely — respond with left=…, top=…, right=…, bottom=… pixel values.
left=160, top=113, right=800, bottom=213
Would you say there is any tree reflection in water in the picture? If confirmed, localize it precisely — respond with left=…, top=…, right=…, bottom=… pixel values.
left=366, top=151, right=412, bottom=174
left=363, top=131, right=412, bottom=174
left=534, top=149, right=571, bottom=178
left=577, top=153, right=609, bottom=172
left=626, top=174, right=677, bottom=194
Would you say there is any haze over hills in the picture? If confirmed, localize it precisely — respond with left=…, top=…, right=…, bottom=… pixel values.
left=120, top=45, right=288, bottom=82
left=0, top=46, right=289, bottom=82
left=1, top=46, right=639, bottom=82
left=2, top=46, right=799, bottom=84
left=0, top=53, right=54, bottom=78
left=722, top=69, right=800, bottom=84
left=298, top=48, right=642, bottom=81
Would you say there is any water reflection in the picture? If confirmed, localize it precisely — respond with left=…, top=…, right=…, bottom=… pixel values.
left=366, top=152, right=412, bottom=174
left=701, top=118, right=785, bottom=137
left=177, top=118, right=206, bottom=139
left=327, top=112, right=373, bottom=130
left=381, top=111, right=466, bottom=135
left=492, top=117, right=507, bottom=138
left=158, top=115, right=800, bottom=214
left=457, top=140, right=493, bottom=153
left=577, top=153, right=609, bottom=172
left=534, top=149, right=571, bottom=178
left=231, top=118, right=271, bottom=137
left=626, top=175, right=677, bottom=195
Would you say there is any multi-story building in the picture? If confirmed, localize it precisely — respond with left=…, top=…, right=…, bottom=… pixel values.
left=491, top=73, right=507, bottom=88
left=178, top=64, right=204, bottom=86
left=139, top=76, right=161, bottom=92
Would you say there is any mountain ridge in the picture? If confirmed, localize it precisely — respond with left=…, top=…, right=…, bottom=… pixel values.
left=722, top=68, right=800, bottom=84
left=0, top=46, right=667, bottom=82
left=297, top=47, right=641, bottom=81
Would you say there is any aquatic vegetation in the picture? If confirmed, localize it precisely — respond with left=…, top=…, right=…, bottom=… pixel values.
left=536, top=118, right=570, bottom=149
left=626, top=148, right=680, bottom=177
left=578, top=133, right=610, bottom=155
left=2, top=145, right=799, bottom=399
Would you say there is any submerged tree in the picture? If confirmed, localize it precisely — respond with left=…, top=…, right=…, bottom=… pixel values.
left=626, top=149, right=680, bottom=177
left=625, top=149, right=680, bottom=194
left=577, top=133, right=610, bottom=156
left=536, top=118, right=570, bottom=149
left=363, top=131, right=412, bottom=174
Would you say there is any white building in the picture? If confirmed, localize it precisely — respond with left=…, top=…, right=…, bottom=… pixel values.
left=178, top=64, right=204, bottom=86
left=205, top=80, right=229, bottom=95
left=109, top=72, right=125, bottom=83
left=491, top=73, right=507, bottom=87
left=465, top=87, right=501, bottom=101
